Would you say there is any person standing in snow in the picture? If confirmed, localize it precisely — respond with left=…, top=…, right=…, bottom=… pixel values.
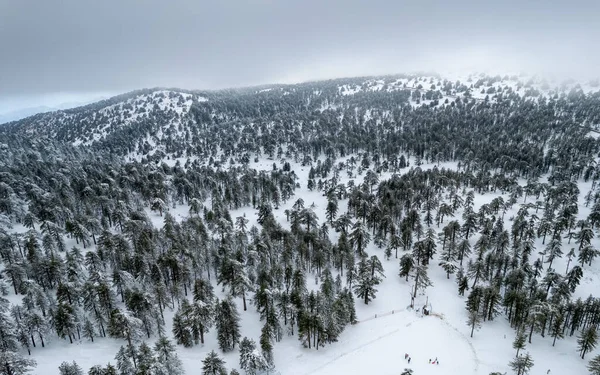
left=408, top=357, right=411, bottom=364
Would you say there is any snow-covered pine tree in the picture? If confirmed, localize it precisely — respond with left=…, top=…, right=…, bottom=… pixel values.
left=588, top=354, right=600, bottom=375
left=172, top=309, right=193, bottom=347
left=136, top=342, right=155, bottom=375
left=0, top=351, right=36, bottom=375
left=509, top=352, right=534, bottom=375
left=115, top=346, right=135, bottom=375
left=202, top=351, right=227, bottom=375
left=512, top=329, right=526, bottom=357
left=578, top=326, right=598, bottom=359
left=152, top=336, right=184, bottom=375
left=107, top=309, right=143, bottom=367
left=239, top=337, right=267, bottom=375
left=54, top=302, right=77, bottom=344
left=87, top=365, right=105, bottom=375
left=550, top=313, right=565, bottom=346
left=353, top=257, right=381, bottom=305
left=215, top=297, right=241, bottom=352
left=399, top=254, right=414, bottom=282
left=411, top=265, right=433, bottom=299
left=82, top=317, right=96, bottom=342
left=58, top=361, right=84, bottom=375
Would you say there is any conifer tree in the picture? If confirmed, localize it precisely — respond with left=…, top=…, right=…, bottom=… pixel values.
left=399, top=254, right=414, bottom=282
left=136, top=342, right=155, bottom=375
left=578, top=326, right=598, bottom=359
left=202, top=351, right=227, bottom=375
left=588, top=355, right=600, bottom=375
left=412, top=265, right=433, bottom=299
left=513, top=329, right=526, bottom=357
left=58, top=361, right=84, bottom=375
left=171, top=311, right=193, bottom=347
left=215, top=297, right=241, bottom=352
left=82, top=318, right=96, bottom=342
left=153, top=337, right=184, bottom=375
left=509, top=353, right=534, bottom=375
left=353, top=257, right=382, bottom=305
left=239, top=337, right=267, bottom=375
left=0, top=351, right=36, bottom=375
left=115, top=346, right=135, bottom=375
left=550, top=313, right=565, bottom=346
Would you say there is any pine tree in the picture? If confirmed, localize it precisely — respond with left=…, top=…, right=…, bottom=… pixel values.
left=550, top=313, right=564, bottom=346
left=412, top=265, right=433, bottom=299
left=353, top=257, right=382, bottom=305
left=107, top=309, right=143, bottom=368
left=259, top=324, right=274, bottom=367
left=588, top=355, right=600, bottom=375
left=0, top=351, right=36, bottom=375
left=578, top=326, right=598, bottom=359
left=103, top=364, right=117, bottom=375
left=467, top=308, right=482, bottom=338
left=513, top=329, right=526, bottom=357
left=202, top=351, right=227, bottom=375
left=457, top=267, right=469, bottom=296
left=215, top=298, right=241, bottom=352
left=399, top=254, right=414, bottom=282
left=83, top=318, right=96, bottom=342
left=239, top=337, right=267, bottom=375
left=171, top=311, right=193, bottom=347
left=509, top=353, right=534, bottom=375
left=222, top=256, right=251, bottom=311
left=115, top=346, right=135, bottom=375
left=54, top=302, right=77, bottom=344
left=153, top=336, right=184, bottom=375
left=87, top=365, right=105, bottom=375
left=58, top=361, right=84, bottom=375
left=136, top=342, right=155, bottom=375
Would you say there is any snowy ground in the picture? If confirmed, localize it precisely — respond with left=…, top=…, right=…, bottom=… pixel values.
left=9, top=155, right=599, bottom=375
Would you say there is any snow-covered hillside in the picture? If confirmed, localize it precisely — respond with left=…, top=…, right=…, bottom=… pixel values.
left=2, top=73, right=600, bottom=375
left=0, top=155, right=598, bottom=375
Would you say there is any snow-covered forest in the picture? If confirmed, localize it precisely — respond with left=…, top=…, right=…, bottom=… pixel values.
left=2, top=73, right=600, bottom=375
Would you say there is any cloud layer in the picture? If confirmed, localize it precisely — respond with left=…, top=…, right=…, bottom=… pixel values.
left=1, top=0, right=598, bottom=99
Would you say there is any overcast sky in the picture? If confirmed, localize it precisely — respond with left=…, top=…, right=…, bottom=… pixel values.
left=1, top=0, right=599, bottom=113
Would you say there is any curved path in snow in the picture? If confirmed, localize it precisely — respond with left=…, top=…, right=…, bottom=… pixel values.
left=299, top=309, right=479, bottom=375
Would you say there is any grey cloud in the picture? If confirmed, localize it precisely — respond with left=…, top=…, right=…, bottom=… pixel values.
left=0, top=0, right=599, bottom=100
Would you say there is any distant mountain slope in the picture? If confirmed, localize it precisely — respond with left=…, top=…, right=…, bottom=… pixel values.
left=2, top=74, right=598, bottom=164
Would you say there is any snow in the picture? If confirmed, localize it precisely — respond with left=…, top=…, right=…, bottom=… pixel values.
left=8, top=74, right=600, bottom=374
left=275, top=309, right=476, bottom=375
left=7, top=154, right=598, bottom=375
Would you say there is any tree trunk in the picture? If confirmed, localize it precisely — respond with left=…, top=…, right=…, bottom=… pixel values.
left=528, top=321, right=534, bottom=344
left=127, top=333, right=137, bottom=368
